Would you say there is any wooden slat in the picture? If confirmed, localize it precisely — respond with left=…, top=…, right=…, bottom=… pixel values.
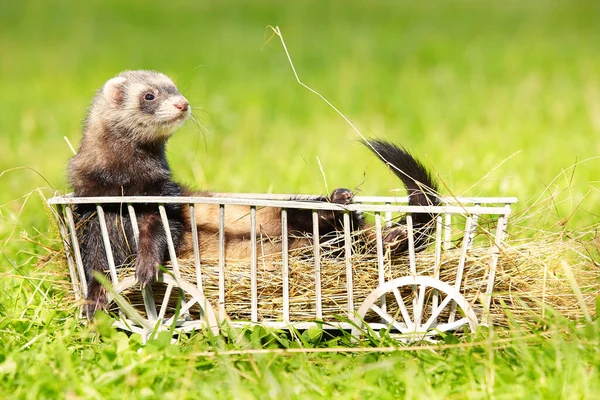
left=312, top=211, right=322, bottom=320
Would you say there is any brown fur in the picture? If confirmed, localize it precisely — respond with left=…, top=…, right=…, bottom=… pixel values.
left=183, top=189, right=360, bottom=259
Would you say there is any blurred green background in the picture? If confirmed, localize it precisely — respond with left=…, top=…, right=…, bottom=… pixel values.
left=1, top=0, right=599, bottom=236
left=1, top=2, right=600, bottom=398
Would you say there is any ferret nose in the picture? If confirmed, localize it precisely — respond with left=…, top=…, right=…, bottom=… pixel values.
left=174, top=100, right=189, bottom=112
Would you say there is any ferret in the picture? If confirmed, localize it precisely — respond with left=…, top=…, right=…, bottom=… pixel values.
left=69, top=70, right=362, bottom=316
left=69, top=70, right=193, bottom=317
left=68, top=70, right=438, bottom=318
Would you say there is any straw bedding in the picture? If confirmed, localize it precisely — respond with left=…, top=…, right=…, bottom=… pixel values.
left=111, top=224, right=599, bottom=327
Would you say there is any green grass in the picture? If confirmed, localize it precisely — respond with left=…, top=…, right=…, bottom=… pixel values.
left=1, top=0, right=599, bottom=398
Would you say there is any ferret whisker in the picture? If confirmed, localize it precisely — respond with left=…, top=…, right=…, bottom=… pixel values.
left=190, top=113, right=210, bottom=136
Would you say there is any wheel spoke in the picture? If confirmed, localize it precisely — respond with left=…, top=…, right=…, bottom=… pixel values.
left=370, top=304, right=409, bottom=334
left=164, top=297, right=199, bottom=326
left=414, top=283, right=427, bottom=327
left=157, top=283, right=174, bottom=322
left=412, top=285, right=418, bottom=316
left=422, top=295, right=453, bottom=331
left=435, top=317, right=469, bottom=333
left=392, top=287, right=413, bottom=327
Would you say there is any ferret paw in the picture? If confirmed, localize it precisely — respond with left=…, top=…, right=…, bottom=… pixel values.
left=316, top=188, right=357, bottom=231
left=329, top=188, right=354, bottom=205
left=135, top=262, right=158, bottom=287
left=85, top=284, right=107, bottom=319
left=382, top=227, right=409, bottom=254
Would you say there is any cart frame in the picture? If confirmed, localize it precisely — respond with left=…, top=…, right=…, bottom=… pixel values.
left=47, top=193, right=516, bottom=341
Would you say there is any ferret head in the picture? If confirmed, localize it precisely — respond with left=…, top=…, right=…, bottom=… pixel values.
left=89, top=70, right=190, bottom=143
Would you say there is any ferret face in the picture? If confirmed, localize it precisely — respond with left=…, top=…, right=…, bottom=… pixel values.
left=96, top=70, right=191, bottom=143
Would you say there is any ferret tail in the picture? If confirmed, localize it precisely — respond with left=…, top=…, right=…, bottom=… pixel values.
left=363, top=139, right=440, bottom=249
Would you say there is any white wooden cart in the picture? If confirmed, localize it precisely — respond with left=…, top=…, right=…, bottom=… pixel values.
left=47, top=194, right=516, bottom=342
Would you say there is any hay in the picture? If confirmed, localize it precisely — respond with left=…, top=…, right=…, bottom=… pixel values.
left=111, top=224, right=599, bottom=328
left=45, top=188, right=599, bottom=328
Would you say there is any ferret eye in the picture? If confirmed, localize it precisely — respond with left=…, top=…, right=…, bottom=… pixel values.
left=144, top=93, right=156, bottom=101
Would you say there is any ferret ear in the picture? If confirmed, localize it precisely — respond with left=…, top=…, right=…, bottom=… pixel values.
left=103, top=76, right=127, bottom=108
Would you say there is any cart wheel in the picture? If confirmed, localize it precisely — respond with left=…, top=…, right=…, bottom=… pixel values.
left=106, top=273, right=219, bottom=342
left=353, top=276, right=478, bottom=342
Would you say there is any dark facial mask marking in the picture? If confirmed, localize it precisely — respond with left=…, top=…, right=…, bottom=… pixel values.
left=139, top=92, right=161, bottom=115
